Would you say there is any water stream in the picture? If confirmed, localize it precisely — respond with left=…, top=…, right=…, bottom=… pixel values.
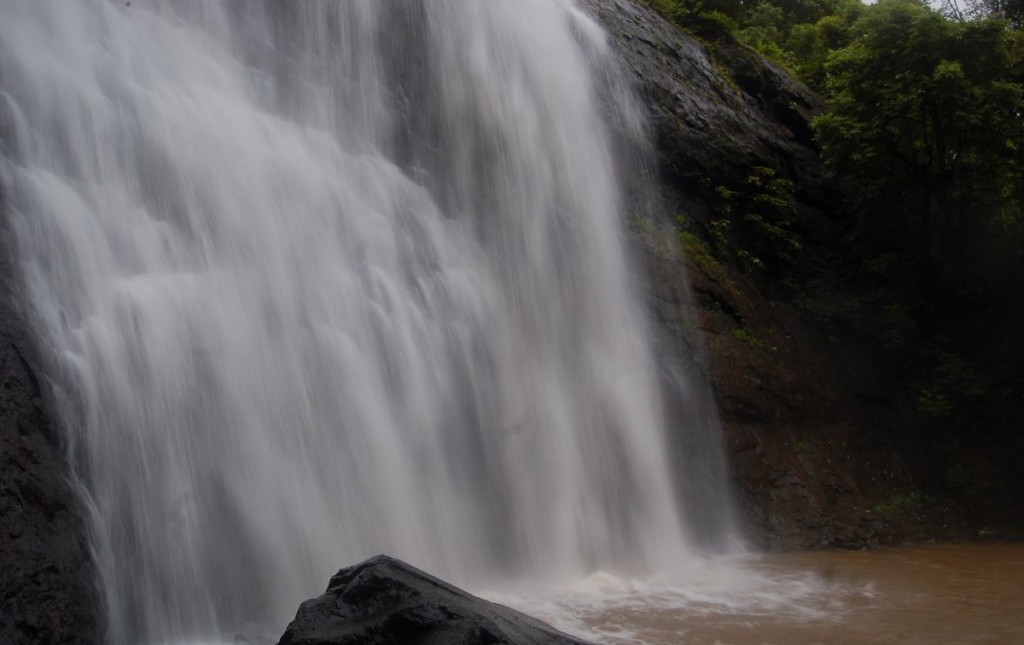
left=0, top=1, right=738, bottom=642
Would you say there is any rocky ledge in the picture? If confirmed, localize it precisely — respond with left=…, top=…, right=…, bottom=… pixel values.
left=277, top=555, right=589, bottom=645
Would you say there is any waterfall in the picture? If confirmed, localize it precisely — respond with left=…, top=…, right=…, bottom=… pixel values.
left=0, top=1, right=736, bottom=642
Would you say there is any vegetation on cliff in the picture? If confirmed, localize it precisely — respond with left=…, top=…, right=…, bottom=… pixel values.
left=645, top=0, right=1024, bottom=530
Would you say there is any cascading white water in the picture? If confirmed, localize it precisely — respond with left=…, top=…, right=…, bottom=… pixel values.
left=0, top=1, right=737, bottom=642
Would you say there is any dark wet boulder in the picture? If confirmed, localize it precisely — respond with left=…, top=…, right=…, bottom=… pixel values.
left=276, top=555, right=590, bottom=645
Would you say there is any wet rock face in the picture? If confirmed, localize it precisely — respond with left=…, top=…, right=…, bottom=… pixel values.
left=0, top=160, right=100, bottom=642
left=276, top=555, right=590, bottom=645
left=580, top=0, right=943, bottom=549
left=0, top=253, right=100, bottom=642
left=578, top=0, right=826, bottom=204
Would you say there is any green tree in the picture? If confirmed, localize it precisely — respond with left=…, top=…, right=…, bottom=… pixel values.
left=943, top=0, right=1024, bottom=28
left=739, top=2, right=797, bottom=68
left=786, top=0, right=865, bottom=90
left=813, top=0, right=1024, bottom=284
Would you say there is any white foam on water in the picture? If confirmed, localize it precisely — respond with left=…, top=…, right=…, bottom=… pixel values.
left=483, top=555, right=880, bottom=644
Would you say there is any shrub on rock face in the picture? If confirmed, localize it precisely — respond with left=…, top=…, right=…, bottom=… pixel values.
left=276, top=555, right=591, bottom=645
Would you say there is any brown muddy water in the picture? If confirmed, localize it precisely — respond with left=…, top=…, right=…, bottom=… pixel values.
left=489, top=543, right=1024, bottom=645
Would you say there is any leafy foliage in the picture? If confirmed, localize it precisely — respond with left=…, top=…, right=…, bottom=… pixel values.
left=703, top=167, right=802, bottom=288
left=644, top=0, right=1024, bottom=490
left=642, top=0, right=867, bottom=90
left=815, top=2, right=1023, bottom=274
left=808, top=2, right=1024, bottom=441
left=942, top=0, right=1024, bottom=28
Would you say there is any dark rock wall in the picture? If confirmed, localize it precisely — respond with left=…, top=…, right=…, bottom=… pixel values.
left=579, top=0, right=827, bottom=211
left=0, top=177, right=100, bottom=641
left=582, top=0, right=959, bottom=549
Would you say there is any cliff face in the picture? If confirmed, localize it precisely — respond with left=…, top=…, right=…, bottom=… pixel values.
left=581, top=0, right=971, bottom=549
left=0, top=186, right=99, bottom=642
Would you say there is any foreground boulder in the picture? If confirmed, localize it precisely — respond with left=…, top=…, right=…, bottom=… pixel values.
left=276, top=555, right=590, bottom=645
